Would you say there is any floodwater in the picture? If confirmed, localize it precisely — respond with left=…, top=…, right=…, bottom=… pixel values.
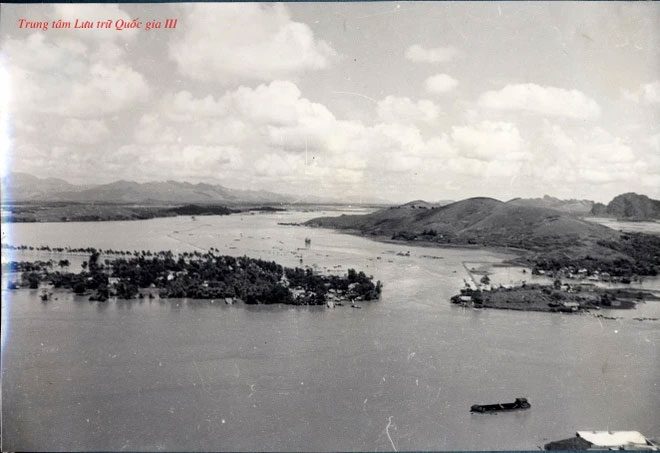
left=587, top=217, right=660, bottom=235
left=2, top=209, right=659, bottom=451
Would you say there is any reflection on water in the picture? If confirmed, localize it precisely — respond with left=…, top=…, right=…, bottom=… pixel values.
left=2, top=210, right=659, bottom=451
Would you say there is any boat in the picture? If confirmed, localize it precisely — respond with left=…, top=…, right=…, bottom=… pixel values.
left=470, top=397, right=530, bottom=413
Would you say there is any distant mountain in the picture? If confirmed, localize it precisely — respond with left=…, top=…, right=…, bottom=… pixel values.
left=306, top=197, right=616, bottom=250
left=1, top=172, right=88, bottom=201
left=54, top=179, right=292, bottom=204
left=0, top=172, right=388, bottom=205
left=590, top=193, right=660, bottom=220
left=507, top=195, right=594, bottom=215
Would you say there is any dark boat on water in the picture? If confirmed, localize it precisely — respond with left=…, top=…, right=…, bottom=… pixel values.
left=470, top=398, right=530, bottom=413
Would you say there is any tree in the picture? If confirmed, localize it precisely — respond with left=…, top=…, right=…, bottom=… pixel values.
left=22, top=271, right=41, bottom=289
left=480, top=275, right=490, bottom=285
left=73, top=280, right=87, bottom=294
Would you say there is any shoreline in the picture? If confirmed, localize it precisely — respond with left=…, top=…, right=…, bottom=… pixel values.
left=306, top=226, right=529, bottom=258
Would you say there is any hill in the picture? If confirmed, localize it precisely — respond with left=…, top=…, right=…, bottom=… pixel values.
left=590, top=193, right=660, bottom=220
left=306, top=198, right=660, bottom=276
left=507, top=195, right=594, bottom=215
left=306, top=197, right=615, bottom=249
left=307, top=198, right=619, bottom=249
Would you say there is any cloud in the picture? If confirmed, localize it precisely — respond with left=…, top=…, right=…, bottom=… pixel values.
left=169, top=4, right=337, bottom=83
left=425, top=74, right=458, bottom=95
left=376, top=96, right=440, bottom=124
left=623, top=80, right=660, bottom=104
left=451, top=121, right=527, bottom=162
left=227, top=81, right=335, bottom=127
left=137, top=80, right=338, bottom=150
left=404, top=44, right=457, bottom=63
left=538, top=124, right=641, bottom=186
left=478, top=83, right=601, bottom=120
left=647, top=133, right=660, bottom=151
left=60, top=119, right=110, bottom=144
left=121, top=81, right=456, bottom=190
left=99, top=144, right=245, bottom=182
left=3, top=33, right=149, bottom=117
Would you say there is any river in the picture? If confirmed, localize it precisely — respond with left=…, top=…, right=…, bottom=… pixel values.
left=2, top=209, right=659, bottom=451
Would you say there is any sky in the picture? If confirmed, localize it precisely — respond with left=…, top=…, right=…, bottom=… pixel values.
left=0, top=2, right=658, bottom=203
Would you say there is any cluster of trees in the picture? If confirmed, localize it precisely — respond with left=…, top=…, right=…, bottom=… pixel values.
left=4, top=203, right=240, bottom=223
left=391, top=230, right=459, bottom=243
left=12, top=248, right=382, bottom=306
left=284, top=267, right=382, bottom=304
left=166, top=204, right=237, bottom=216
left=595, top=233, right=660, bottom=276
left=6, top=260, right=55, bottom=272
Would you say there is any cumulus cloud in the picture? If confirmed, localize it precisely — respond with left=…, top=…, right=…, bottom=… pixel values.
left=138, top=81, right=339, bottom=151
left=647, top=133, right=660, bottom=151
left=478, top=83, right=601, bottom=120
left=60, top=119, right=110, bottom=144
left=120, top=81, right=458, bottom=190
left=623, top=80, right=660, bottom=104
left=450, top=121, right=527, bottom=162
left=424, top=74, right=458, bottom=94
left=405, top=44, right=457, bottom=63
left=4, top=33, right=149, bottom=117
left=226, top=81, right=335, bottom=127
left=376, top=96, right=440, bottom=124
left=169, top=4, right=337, bottom=83
left=106, top=144, right=245, bottom=181
left=538, top=124, right=641, bottom=186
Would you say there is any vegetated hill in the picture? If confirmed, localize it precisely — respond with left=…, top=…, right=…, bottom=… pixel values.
left=307, top=197, right=660, bottom=276
left=590, top=192, right=660, bottom=220
left=306, top=197, right=615, bottom=250
left=507, top=195, right=594, bottom=215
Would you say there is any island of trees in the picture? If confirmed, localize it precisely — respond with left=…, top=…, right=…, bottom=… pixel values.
left=451, top=280, right=658, bottom=314
left=5, top=247, right=382, bottom=306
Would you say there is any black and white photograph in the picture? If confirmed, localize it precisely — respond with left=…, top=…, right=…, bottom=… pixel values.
left=1, top=1, right=659, bottom=451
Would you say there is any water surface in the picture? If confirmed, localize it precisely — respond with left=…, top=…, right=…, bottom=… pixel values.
left=2, top=210, right=659, bottom=451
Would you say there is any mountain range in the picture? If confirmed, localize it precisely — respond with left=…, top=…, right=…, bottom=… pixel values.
left=2, top=173, right=658, bottom=221
left=0, top=172, right=387, bottom=205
